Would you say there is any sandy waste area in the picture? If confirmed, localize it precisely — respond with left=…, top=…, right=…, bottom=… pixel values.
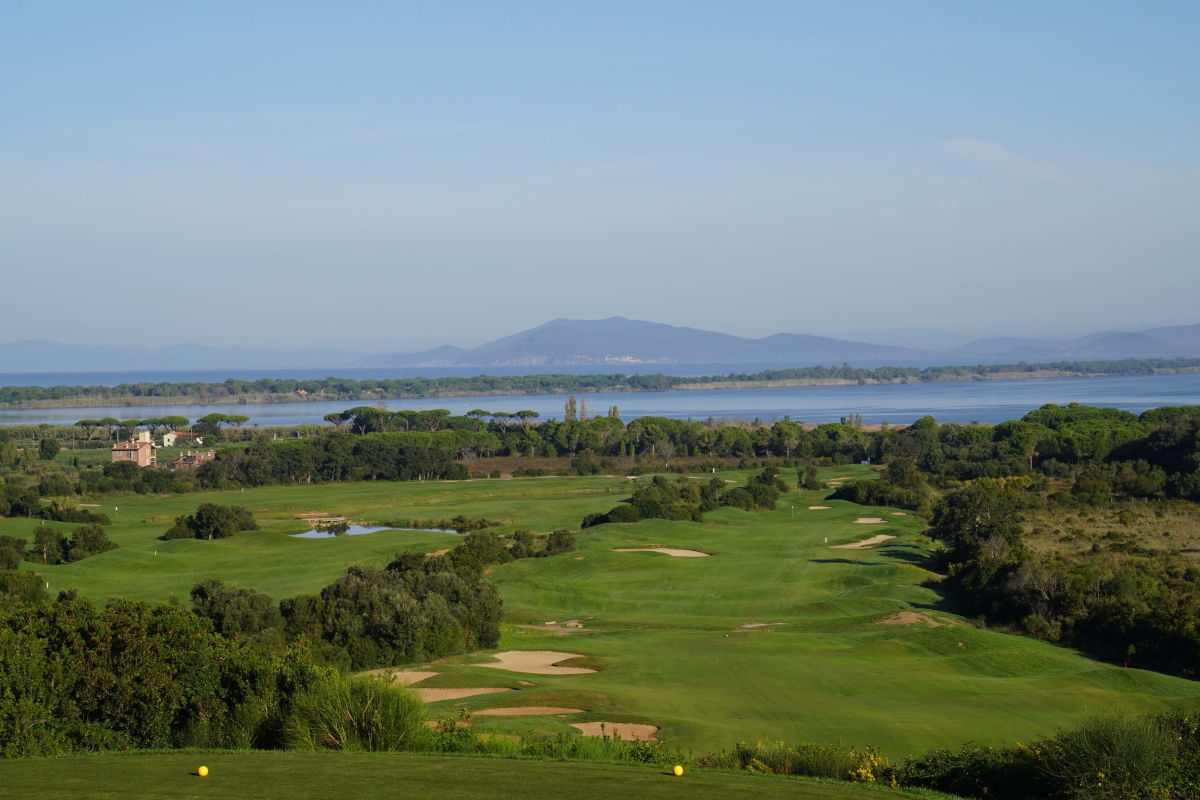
left=831, top=534, right=895, bottom=549
left=572, top=722, right=659, bottom=741
left=481, top=651, right=596, bottom=675
left=473, top=707, right=584, bottom=716
left=612, top=547, right=710, bottom=557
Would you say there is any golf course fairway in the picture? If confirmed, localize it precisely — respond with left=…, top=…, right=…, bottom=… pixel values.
left=12, top=468, right=1200, bottom=758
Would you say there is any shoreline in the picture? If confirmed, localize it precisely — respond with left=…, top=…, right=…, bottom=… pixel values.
left=1, top=366, right=1196, bottom=411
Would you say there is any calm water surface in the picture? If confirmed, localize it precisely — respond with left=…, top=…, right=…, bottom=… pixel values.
left=1, top=373, right=1197, bottom=427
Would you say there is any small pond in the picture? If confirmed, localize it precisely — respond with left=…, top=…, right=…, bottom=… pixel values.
left=291, top=525, right=459, bottom=539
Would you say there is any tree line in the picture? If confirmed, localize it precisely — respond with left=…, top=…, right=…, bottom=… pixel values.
left=3, top=357, right=1198, bottom=408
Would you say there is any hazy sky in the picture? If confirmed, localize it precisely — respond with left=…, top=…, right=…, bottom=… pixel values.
left=2, top=2, right=1197, bottom=351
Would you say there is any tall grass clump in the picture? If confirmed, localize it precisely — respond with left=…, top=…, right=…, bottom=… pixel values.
left=697, top=741, right=874, bottom=781
left=282, top=675, right=426, bottom=752
left=1038, top=713, right=1174, bottom=800
left=511, top=731, right=674, bottom=765
left=886, top=712, right=1197, bottom=799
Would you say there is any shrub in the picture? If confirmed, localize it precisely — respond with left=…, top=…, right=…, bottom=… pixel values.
left=1039, top=713, right=1174, bottom=800
left=282, top=674, right=426, bottom=752
left=165, top=503, right=258, bottom=540
left=718, top=740, right=863, bottom=779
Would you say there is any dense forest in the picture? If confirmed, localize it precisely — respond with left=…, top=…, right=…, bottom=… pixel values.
left=1, top=356, right=1196, bottom=408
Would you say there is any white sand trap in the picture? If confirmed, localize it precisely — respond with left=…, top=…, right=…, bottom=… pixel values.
left=481, top=650, right=596, bottom=675
left=613, top=547, right=710, bottom=558
left=359, top=669, right=437, bottom=686
left=474, top=706, right=584, bottom=716
left=831, top=534, right=895, bottom=549
left=739, top=622, right=787, bottom=629
left=808, top=505, right=832, bottom=510
left=572, top=722, right=659, bottom=741
left=854, top=517, right=886, bottom=524
left=419, top=687, right=511, bottom=702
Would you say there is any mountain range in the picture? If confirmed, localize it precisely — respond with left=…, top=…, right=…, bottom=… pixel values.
left=3, top=319, right=1200, bottom=374
left=356, top=318, right=1200, bottom=368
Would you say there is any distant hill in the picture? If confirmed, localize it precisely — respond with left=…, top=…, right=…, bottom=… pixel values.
left=358, top=317, right=931, bottom=367
left=950, top=324, right=1200, bottom=362
left=6, top=321, right=1200, bottom=375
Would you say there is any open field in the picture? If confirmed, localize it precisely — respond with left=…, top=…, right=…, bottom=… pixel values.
left=11, top=466, right=1200, bottom=759
left=1024, top=500, right=1200, bottom=561
left=0, top=751, right=961, bottom=800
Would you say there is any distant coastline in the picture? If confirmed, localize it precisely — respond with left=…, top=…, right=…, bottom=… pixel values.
left=1, top=358, right=1197, bottom=411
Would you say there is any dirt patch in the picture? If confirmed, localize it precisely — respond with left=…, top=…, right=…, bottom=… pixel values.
left=358, top=669, right=437, bottom=686
left=426, top=548, right=450, bottom=557
left=831, top=534, right=896, bottom=549
left=419, top=687, right=511, bottom=702
left=515, top=618, right=590, bottom=636
left=473, top=706, right=584, bottom=716
left=572, top=722, right=659, bottom=741
left=854, top=517, right=886, bottom=524
left=481, top=650, right=597, bottom=675
left=879, top=611, right=943, bottom=628
left=808, top=505, right=832, bottom=510
left=612, top=548, right=710, bottom=558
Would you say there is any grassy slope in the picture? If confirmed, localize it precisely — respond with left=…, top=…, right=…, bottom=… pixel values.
left=8, top=467, right=1200, bottom=759
left=441, top=476, right=1200, bottom=756
left=0, top=751, right=958, bottom=800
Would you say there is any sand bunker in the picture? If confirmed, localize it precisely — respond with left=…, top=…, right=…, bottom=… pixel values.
left=808, top=505, right=832, bottom=510
left=739, top=622, right=787, bottom=629
left=572, top=722, right=659, bottom=741
left=419, top=687, right=511, bottom=702
left=473, top=706, right=584, bottom=716
left=426, top=548, right=450, bottom=557
left=854, top=517, right=886, bottom=524
left=890, top=512, right=907, bottom=516
left=879, top=610, right=943, bottom=628
left=481, top=651, right=596, bottom=675
left=831, top=534, right=896, bottom=549
left=612, top=548, right=710, bottom=558
left=359, top=669, right=437, bottom=686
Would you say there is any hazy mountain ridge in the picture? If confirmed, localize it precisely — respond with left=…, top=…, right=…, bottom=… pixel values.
left=4, top=320, right=1200, bottom=374
left=360, top=317, right=930, bottom=367
left=364, top=319, right=1200, bottom=368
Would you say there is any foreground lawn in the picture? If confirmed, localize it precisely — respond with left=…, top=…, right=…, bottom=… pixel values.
left=0, top=751, right=960, bottom=800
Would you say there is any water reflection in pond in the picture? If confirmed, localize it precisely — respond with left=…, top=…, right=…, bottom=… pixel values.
left=291, top=525, right=458, bottom=539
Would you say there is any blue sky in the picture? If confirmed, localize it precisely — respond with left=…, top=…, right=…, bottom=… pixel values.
left=2, top=1, right=1197, bottom=351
